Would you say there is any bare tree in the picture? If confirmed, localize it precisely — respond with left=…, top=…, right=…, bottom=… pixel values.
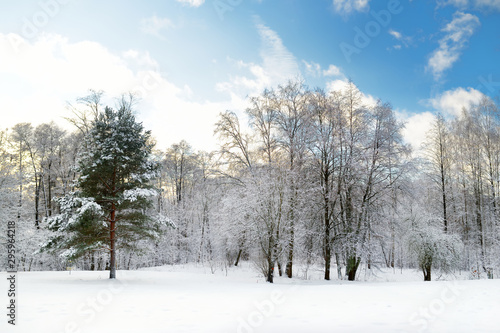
left=423, top=113, right=452, bottom=233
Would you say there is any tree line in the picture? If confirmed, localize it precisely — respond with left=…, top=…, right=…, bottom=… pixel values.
left=0, top=83, right=498, bottom=282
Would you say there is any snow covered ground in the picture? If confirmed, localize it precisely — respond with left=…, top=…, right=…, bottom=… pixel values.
left=2, top=263, right=499, bottom=333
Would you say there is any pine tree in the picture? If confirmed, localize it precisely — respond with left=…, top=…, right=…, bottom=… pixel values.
left=43, top=106, right=165, bottom=279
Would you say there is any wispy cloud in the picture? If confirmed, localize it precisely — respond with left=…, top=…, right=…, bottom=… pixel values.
left=303, top=62, right=344, bottom=78
left=140, top=15, right=174, bottom=40
left=475, top=0, right=500, bottom=11
left=437, top=0, right=500, bottom=11
left=388, top=29, right=413, bottom=50
left=437, top=0, right=469, bottom=7
left=217, top=20, right=301, bottom=96
left=427, top=11, right=480, bottom=80
left=257, top=22, right=300, bottom=82
left=175, top=0, right=205, bottom=7
left=389, top=29, right=402, bottom=40
left=332, top=0, right=371, bottom=15
left=303, top=60, right=322, bottom=77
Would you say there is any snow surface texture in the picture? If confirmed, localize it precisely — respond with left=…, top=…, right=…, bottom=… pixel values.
left=1, top=264, right=499, bottom=333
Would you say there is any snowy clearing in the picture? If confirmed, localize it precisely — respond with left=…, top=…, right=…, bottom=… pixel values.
left=2, top=264, right=499, bottom=333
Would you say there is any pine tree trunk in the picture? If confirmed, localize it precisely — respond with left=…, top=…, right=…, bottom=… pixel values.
left=110, top=204, right=116, bottom=279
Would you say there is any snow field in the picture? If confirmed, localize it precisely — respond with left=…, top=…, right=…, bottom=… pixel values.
left=1, top=263, right=499, bottom=333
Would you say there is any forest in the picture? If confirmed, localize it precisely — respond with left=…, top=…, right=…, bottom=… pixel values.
left=1, top=80, right=499, bottom=283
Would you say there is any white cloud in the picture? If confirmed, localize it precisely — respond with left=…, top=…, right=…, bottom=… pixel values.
left=427, top=11, right=480, bottom=80
left=333, top=0, right=371, bottom=14
left=0, top=32, right=227, bottom=151
left=0, top=34, right=137, bottom=98
left=398, top=86, right=485, bottom=153
left=122, top=50, right=160, bottom=73
left=429, top=87, right=484, bottom=116
left=326, top=79, right=378, bottom=107
left=323, top=64, right=343, bottom=77
left=140, top=15, right=174, bottom=40
left=389, top=29, right=402, bottom=40
left=398, top=111, right=435, bottom=152
left=326, top=79, right=351, bottom=93
left=175, top=0, right=205, bottom=7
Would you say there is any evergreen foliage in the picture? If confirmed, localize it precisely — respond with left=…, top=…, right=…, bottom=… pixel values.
left=42, top=106, right=166, bottom=278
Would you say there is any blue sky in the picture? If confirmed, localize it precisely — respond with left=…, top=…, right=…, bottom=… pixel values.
left=0, top=0, right=499, bottom=151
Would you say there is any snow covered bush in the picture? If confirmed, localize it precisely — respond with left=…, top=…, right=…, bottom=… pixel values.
left=407, top=212, right=462, bottom=281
